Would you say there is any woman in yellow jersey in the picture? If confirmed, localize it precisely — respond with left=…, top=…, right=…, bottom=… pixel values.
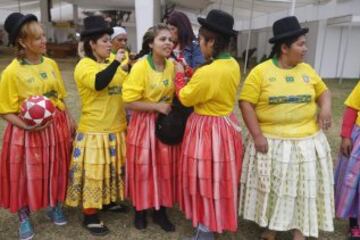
left=65, top=16, right=129, bottom=236
left=122, top=24, right=177, bottom=232
left=109, top=26, right=132, bottom=71
left=239, top=16, right=334, bottom=240
left=0, top=13, right=73, bottom=240
left=174, top=10, right=243, bottom=239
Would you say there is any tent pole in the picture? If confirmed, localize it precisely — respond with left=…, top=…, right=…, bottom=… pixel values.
left=244, top=0, right=255, bottom=75
left=339, top=21, right=352, bottom=84
left=289, top=0, right=296, bottom=16
left=318, top=20, right=328, bottom=76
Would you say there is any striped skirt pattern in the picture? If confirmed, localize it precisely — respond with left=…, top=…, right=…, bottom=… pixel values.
left=0, top=109, right=72, bottom=213
left=239, top=131, right=334, bottom=237
left=179, top=113, right=243, bottom=233
left=126, top=111, right=180, bottom=211
left=335, top=125, right=360, bottom=222
left=65, top=131, right=126, bottom=209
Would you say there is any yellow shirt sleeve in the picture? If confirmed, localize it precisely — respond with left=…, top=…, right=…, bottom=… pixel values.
left=49, top=59, right=67, bottom=99
left=74, top=58, right=98, bottom=90
left=0, top=67, right=19, bottom=113
left=345, top=81, right=360, bottom=110
left=179, top=67, right=215, bottom=107
left=122, top=61, right=145, bottom=103
left=239, top=68, right=262, bottom=104
left=308, top=66, right=327, bottom=99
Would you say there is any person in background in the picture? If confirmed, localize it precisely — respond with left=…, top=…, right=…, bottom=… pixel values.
left=65, top=15, right=129, bottom=236
left=122, top=23, right=177, bottom=232
left=175, top=9, right=243, bottom=240
left=0, top=12, right=74, bottom=240
left=335, top=80, right=360, bottom=239
left=238, top=16, right=334, bottom=240
left=166, top=10, right=204, bottom=68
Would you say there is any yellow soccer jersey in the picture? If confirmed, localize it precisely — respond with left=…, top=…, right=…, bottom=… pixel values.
left=179, top=53, right=240, bottom=116
left=74, top=57, right=127, bottom=132
left=0, top=57, right=67, bottom=113
left=239, top=58, right=328, bottom=138
left=122, top=54, right=175, bottom=104
left=344, top=80, right=360, bottom=126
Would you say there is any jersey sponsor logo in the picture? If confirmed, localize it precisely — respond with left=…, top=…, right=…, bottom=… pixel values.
left=269, top=94, right=311, bottom=104
left=108, top=86, right=122, bottom=95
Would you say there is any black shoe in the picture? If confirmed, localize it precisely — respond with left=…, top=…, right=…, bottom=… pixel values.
left=134, top=210, right=147, bottom=230
left=152, top=207, right=175, bottom=232
left=83, top=213, right=110, bottom=236
left=102, top=202, right=130, bottom=213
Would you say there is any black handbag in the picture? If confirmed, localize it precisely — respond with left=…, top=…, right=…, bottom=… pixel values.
left=155, top=97, right=192, bottom=145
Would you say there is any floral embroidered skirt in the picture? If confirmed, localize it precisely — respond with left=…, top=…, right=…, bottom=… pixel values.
left=65, top=131, right=126, bottom=209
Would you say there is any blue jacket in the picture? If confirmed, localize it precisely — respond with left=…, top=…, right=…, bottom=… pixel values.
left=183, top=41, right=204, bottom=68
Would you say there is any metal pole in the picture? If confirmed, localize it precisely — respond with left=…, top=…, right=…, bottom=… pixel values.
left=289, top=0, right=296, bottom=16
left=318, top=20, right=328, bottom=75
left=244, top=0, right=255, bottom=75
left=18, top=0, right=21, bottom=12
left=335, top=27, right=344, bottom=80
left=339, top=22, right=352, bottom=84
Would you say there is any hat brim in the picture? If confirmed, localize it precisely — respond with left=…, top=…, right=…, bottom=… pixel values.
left=9, top=14, right=38, bottom=45
left=198, top=17, right=237, bottom=36
left=80, top=28, right=114, bottom=40
left=269, top=28, right=309, bottom=44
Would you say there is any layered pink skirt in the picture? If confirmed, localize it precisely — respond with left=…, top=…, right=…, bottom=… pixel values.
left=0, top=109, right=72, bottom=213
left=179, top=113, right=243, bottom=233
left=126, top=111, right=180, bottom=211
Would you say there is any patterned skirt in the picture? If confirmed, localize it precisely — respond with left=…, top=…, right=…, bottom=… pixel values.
left=179, top=113, right=243, bottom=233
left=65, top=130, right=126, bottom=209
left=126, top=111, right=180, bottom=211
left=239, top=131, right=334, bottom=237
left=0, top=109, right=72, bottom=213
left=335, top=125, right=360, bottom=222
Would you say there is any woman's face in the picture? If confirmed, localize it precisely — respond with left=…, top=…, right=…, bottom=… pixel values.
left=283, top=35, right=308, bottom=65
left=199, top=34, right=214, bottom=60
left=111, top=33, right=128, bottom=51
left=150, top=29, right=173, bottom=58
left=21, top=23, right=47, bottom=56
left=168, top=24, right=178, bottom=43
left=91, top=34, right=112, bottom=60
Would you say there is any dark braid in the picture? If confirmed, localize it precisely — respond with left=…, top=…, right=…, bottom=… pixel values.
left=134, top=23, right=170, bottom=60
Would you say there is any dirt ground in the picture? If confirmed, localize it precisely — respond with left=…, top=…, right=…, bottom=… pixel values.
left=0, top=47, right=355, bottom=239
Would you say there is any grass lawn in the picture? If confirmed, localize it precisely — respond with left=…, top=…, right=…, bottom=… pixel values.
left=0, top=49, right=358, bottom=239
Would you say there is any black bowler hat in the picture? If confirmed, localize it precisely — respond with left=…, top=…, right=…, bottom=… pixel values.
left=4, top=12, right=38, bottom=45
left=80, top=15, right=113, bottom=40
left=198, top=9, right=237, bottom=36
left=269, top=16, right=308, bottom=44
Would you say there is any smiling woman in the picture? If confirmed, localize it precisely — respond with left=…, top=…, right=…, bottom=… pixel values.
left=0, top=12, right=74, bottom=240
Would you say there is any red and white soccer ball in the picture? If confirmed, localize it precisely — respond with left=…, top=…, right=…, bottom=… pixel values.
left=20, top=96, right=56, bottom=126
